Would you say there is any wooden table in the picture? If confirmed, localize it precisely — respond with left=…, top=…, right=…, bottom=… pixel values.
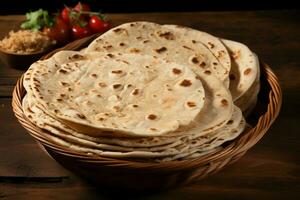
left=0, top=10, right=299, bottom=199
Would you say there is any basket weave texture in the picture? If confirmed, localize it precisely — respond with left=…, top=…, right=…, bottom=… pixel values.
left=11, top=35, right=282, bottom=190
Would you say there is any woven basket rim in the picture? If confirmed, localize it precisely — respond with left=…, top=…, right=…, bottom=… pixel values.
left=11, top=36, right=282, bottom=171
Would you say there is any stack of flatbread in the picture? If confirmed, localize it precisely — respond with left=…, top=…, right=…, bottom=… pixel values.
left=22, top=22, right=260, bottom=162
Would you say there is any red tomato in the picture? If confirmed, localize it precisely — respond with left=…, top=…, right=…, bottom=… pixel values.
left=61, top=7, right=70, bottom=24
left=74, top=2, right=91, bottom=12
left=44, top=18, right=70, bottom=44
left=89, top=16, right=110, bottom=33
left=71, top=25, right=92, bottom=39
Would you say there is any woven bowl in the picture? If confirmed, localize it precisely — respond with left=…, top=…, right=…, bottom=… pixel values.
left=12, top=35, right=282, bottom=191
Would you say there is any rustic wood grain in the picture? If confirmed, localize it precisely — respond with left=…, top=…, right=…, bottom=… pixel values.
left=0, top=10, right=299, bottom=199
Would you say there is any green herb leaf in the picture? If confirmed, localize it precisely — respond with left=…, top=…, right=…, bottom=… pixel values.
left=21, top=9, right=53, bottom=31
left=78, top=20, right=87, bottom=27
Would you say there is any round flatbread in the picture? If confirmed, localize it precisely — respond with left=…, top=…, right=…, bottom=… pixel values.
left=28, top=50, right=233, bottom=137
left=23, top=93, right=244, bottom=161
left=221, top=39, right=259, bottom=101
left=29, top=51, right=207, bottom=137
left=86, top=21, right=229, bottom=86
left=163, top=24, right=231, bottom=81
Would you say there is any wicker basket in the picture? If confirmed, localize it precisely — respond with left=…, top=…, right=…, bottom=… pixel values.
left=11, top=35, right=282, bottom=191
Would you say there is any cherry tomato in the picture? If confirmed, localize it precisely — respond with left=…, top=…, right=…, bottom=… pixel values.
left=89, top=16, right=110, bottom=33
left=61, top=7, right=70, bottom=24
left=44, top=18, right=70, bottom=44
left=74, top=2, right=91, bottom=12
left=71, top=25, right=92, bottom=40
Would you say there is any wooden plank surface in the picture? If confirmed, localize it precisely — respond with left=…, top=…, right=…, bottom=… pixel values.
left=0, top=10, right=299, bottom=199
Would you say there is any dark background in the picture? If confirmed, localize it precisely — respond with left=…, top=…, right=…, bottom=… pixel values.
left=1, top=0, right=299, bottom=14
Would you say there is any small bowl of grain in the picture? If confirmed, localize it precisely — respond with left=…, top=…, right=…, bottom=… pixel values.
left=0, top=30, right=55, bottom=70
